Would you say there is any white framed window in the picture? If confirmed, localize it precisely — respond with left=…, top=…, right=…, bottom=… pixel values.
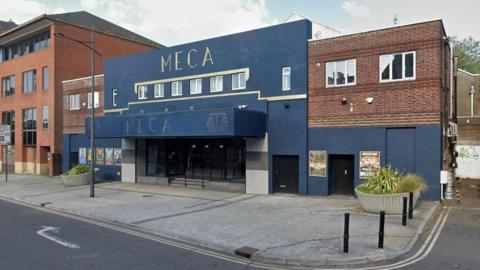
left=69, top=94, right=80, bottom=110
left=232, top=72, right=246, bottom=90
left=210, top=76, right=223, bottom=92
left=171, top=81, right=182, bottom=96
left=154, top=83, right=164, bottom=98
left=42, top=105, right=48, bottom=129
left=379, top=51, right=416, bottom=82
left=190, top=78, right=202, bottom=95
left=137, top=85, right=147, bottom=100
left=282, top=67, right=291, bottom=91
left=326, top=59, right=356, bottom=87
left=112, top=89, right=117, bottom=107
left=87, top=91, right=99, bottom=108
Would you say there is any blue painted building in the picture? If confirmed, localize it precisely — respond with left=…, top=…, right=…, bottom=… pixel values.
left=64, top=19, right=316, bottom=195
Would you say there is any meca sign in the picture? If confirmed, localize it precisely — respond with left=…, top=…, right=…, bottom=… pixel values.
left=161, top=46, right=214, bottom=72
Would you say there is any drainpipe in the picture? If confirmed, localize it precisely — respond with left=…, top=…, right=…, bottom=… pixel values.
left=470, top=85, right=475, bottom=117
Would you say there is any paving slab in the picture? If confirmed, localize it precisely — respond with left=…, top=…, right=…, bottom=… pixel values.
left=0, top=175, right=437, bottom=266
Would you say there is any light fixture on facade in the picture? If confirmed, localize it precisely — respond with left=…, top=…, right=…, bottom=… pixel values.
left=219, top=144, right=224, bottom=149
left=366, top=97, right=374, bottom=104
left=238, top=104, right=249, bottom=110
left=341, top=97, right=348, bottom=104
left=192, top=144, right=196, bottom=149
left=205, top=144, right=209, bottom=149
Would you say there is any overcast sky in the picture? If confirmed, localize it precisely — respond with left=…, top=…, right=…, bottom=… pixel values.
left=2, top=0, right=479, bottom=46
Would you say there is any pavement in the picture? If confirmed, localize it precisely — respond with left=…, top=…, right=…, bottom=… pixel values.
left=0, top=175, right=438, bottom=267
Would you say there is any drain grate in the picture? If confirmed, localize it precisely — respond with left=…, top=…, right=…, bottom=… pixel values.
left=235, top=246, right=259, bottom=258
left=40, top=202, right=52, bottom=207
left=141, top=194, right=154, bottom=198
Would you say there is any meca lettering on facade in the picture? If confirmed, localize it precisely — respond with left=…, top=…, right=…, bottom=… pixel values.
left=161, top=47, right=214, bottom=72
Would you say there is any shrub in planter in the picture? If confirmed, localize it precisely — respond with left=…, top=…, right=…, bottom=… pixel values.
left=61, top=164, right=91, bottom=186
left=355, top=166, right=427, bottom=214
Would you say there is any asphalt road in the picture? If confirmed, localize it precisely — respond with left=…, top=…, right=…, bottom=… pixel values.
left=0, top=199, right=248, bottom=270
left=402, top=207, right=480, bottom=270
left=0, top=199, right=478, bottom=270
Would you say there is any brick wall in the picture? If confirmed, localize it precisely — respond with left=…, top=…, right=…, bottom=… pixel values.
left=308, top=20, right=446, bottom=127
left=63, top=76, right=104, bottom=134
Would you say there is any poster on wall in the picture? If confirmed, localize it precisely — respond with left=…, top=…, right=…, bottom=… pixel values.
left=87, top=148, right=92, bottom=164
left=309, top=150, right=327, bottom=177
left=360, top=151, right=381, bottom=179
left=79, top=148, right=87, bottom=164
left=114, top=148, right=122, bottom=165
left=96, top=148, right=105, bottom=165
left=105, top=148, right=114, bottom=165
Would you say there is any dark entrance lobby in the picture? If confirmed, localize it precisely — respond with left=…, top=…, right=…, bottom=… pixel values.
left=145, top=138, right=246, bottom=183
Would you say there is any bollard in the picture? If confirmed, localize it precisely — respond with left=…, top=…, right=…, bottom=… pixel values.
left=343, top=213, right=349, bottom=253
left=378, top=211, right=385, bottom=249
left=402, top=197, right=407, bottom=226
left=408, top=192, right=413, bottom=219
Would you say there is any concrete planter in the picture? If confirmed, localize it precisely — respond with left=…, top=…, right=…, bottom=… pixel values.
left=61, top=172, right=92, bottom=186
left=355, top=186, right=421, bottom=214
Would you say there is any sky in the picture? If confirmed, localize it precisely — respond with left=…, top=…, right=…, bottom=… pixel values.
left=1, top=0, right=479, bottom=46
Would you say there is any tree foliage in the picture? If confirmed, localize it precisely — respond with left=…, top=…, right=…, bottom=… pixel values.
left=450, top=36, right=480, bottom=74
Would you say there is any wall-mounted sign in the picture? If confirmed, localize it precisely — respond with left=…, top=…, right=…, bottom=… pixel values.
left=114, top=148, right=122, bottom=165
left=0, top=125, right=11, bottom=145
left=105, top=148, right=114, bottom=165
left=161, top=46, right=213, bottom=73
left=79, top=148, right=87, bottom=164
left=96, top=148, right=105, bottom=165
left=360, top=151, right=381, bottom=179
left=309, top=150, right=327, bottom=177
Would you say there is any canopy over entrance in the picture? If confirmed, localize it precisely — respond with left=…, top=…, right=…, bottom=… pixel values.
left=89, top=108, right=266, bottom=138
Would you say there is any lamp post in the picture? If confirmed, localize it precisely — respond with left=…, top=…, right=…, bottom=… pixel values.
left=55, top=25, right=102, bottom=198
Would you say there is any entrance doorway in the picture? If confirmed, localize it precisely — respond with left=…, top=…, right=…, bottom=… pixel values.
left=273, top=155, right=299, bottom=194
left=330, top=155, right=354, bottom=195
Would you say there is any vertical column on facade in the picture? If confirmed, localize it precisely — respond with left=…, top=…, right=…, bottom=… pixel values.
left=121, top=138, right=136, bottom=183
left=245, top=133, right=269, bottom=194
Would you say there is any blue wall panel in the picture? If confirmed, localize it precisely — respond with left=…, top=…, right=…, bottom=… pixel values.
left=308, top=125, right=441, bottom=200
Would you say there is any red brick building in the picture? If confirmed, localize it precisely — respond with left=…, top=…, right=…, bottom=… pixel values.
left=307, top=20, right=456, bottom=200
left=0, top=11, right=162, bottom=175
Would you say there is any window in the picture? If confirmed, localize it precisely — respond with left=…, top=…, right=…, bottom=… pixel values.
left=232, top=72, right=246, bottom=90
left=42, top=67, right=48, bottom=90
left=88, top=92, right=99, bottom=108
left=2, top=75, right=15, bottom=97
left=69, top=94, right=80, bottom=110
left=112, top=89, right=118, bottom=106
left=137, top=85, right=147, bottom=100
left=190, top=78, right=202, bottom=95
left=42, top=106, right=48, bottom=129
left=23, top=70, right=36, bottom=93
left=2, top=111, right=15, bottom=145
left=154, top=83, right=164, bottom=98
left=379, top=52, right=416, bottom=82
left=23, top=108, right=37, bottom=147
left=0, top=31, right=50, bottom=62
left=171, top=81, right=182, bottom=96
left=210, top=76, right=223, bottom=92
left=282, top=67, right=291, bottom=91
left=326, top=59, right=356, bottom=87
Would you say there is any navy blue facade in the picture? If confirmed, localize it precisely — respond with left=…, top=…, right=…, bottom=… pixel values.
left=308, top=125, right=442, bottom=200
left=64, top=20, right=312, bottom=191
left=63, top=134, right=122, bottom=180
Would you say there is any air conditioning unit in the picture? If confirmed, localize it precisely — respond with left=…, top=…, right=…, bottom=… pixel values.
left=448, top=122, right=458, bottom=137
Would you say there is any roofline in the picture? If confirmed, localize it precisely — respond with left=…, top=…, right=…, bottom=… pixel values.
left=62, top=74, right=104, bottom=84
left=285, top=12, right=341, bottom=34
left=458, top=68, right=480, bottom=77
left=0, top=14, right=48, bottom=37
left=309, top=19, right=446, bottom=42
left=0, top=12, right=163, bottom=49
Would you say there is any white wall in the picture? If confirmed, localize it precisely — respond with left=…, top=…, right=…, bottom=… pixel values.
left=455, top=145, right=480, bottom=179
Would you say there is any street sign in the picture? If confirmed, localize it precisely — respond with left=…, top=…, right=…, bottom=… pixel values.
left=0, top=125, right=11, bottom=145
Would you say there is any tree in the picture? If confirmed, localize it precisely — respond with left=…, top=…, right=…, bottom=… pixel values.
left=450, top=36, right=480, bottom=74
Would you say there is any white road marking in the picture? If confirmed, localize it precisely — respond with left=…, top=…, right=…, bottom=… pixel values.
left=36, top=226, right=80, bottom=249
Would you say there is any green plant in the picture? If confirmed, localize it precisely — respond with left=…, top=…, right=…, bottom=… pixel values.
left=395, top=174, right=427, bottom=193
left=65, top=164, right=90, bottom=176
left=363, top=165, right=404, bottom=194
